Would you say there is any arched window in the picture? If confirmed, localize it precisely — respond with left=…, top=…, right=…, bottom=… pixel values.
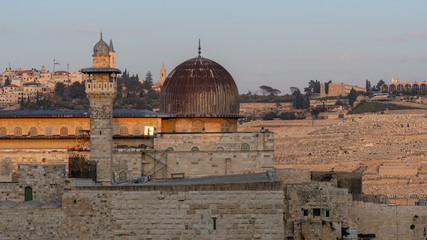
left=29, top=127, right=38, bottom=136
left=133, top=127, right=141, bottom=135
left=14, top=127, right=22, bottom=136
left=60, top=127, right=68, bottom=136
left=120, top=127, right=128, bottom=136
left=45, top=127, right=53, bottom=136
left=191, top=146, right=199, bottom=152
left=220, top=120, right=230, bottom=132
left=119, top=171, right=127, bottom=182
left=166, top=147, right=174, bottom=152
left=191, top=120, right=205, bottom=132
left=25, top=187, right=32, bottom=201
left=0, top=127, right=6, bottom=136
left=216, top=147, right=224, bottom=151
left=241, top=143, right=250, bottom=151
left=75, top=126, right=83, bottom=136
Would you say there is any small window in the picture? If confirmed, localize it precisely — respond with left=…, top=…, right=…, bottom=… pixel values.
left=191, top=147, right=199, bottom=152
left=313, top=208, right=321, bottom=217
left=25, top=187, right=33, bottom=201
left=120, top=127, right=129, bottom=135
left=326, top=210, right=330, bottom=217
left=14, top=127, right=22, bottom=136
left=216, top=147, right=224, bottom=151
left=75, top=126, right=83, bottom=136
left=29, top=127, right=38, bottom=136
left=212, top=217, right=217, bottom=230
left=241, top=143, right=250, bottom=151
left=119, top=171, right=127, bottom=182
left=133, top=127, right=141, bottom=135
left=0, top=127, right=6, bottom=136
left=60, top=127, right=68, bottom=136
left=303, top=209, right=308, bottom=216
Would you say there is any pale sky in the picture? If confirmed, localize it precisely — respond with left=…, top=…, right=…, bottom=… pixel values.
left=1, top=0, right=427, bottom=93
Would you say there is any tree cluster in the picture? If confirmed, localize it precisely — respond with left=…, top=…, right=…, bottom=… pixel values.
left=115, top=70, right=159, bottom=110
left=240, top=85, right=292, bottom=103
left=292, top=88, right=310, bottom=110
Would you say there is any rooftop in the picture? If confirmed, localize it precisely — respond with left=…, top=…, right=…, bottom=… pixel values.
left=0, top=109, right=168, bottom=118
left=114, top=171, right=278, bottom=186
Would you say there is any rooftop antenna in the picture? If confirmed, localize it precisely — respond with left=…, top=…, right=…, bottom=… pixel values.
left=198, top=39, right=201, bottom=57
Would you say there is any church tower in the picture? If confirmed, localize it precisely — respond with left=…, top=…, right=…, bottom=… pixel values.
left=160, top=63, right=166, bottom=84
left=81, top=33, right=121, bottom=184
left=109, top=37, right=116, bottom=68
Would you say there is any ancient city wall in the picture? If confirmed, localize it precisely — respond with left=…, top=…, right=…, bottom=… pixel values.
left=60, top=183, right=284, bottom=239
left=0, top=182, right=284, bottom=240
left=0, top=208, right=64, bottom=240
left=350, top=201, right=427, bottom=240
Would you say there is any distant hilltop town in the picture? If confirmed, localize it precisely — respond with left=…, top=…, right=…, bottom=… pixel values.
left=0, top=67, right=86, bottom=105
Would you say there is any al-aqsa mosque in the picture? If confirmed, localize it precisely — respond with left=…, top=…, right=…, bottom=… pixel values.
left=0, top=35, right=274, bottom=182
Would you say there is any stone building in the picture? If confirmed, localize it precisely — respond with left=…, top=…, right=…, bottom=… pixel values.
left=380, top=77, right=427, bottom=92
left=320, top=82, right=366, bottom=97
left=0, top=36, right=272, bottom=183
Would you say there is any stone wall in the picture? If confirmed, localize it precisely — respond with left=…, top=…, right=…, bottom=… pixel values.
left=0, top=164, right=65, bottom=202
left=311, top=171, right=363, bottom=197
left=164, top=151, right=274, bottom=177
left=283, top=181, right=356, bottom=239
left=0, top=150, right=69, bottom=181
left=0, top=209, right=64, bottom=240
left=350, top=201, right=427, bottom=240
left=0, top=182, right=285, bottom=239
left=155, top=132, right=274, bottom=152
left=274, top=168, right=311, bottom=184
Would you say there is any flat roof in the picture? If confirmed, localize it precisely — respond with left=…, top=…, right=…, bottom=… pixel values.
left=0, top=109, right=168, bottom=118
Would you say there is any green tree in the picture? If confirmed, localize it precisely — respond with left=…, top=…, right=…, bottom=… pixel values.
left=260, top=85, right=281, bottom=96
left=4, top=77, right=11, bottom=86
left=302, top=95, right=310, bottom=110
left=292, top=89, right=304, bottom=109
left=304, top=80, right=320, bottom=96
left=324, top=80, right=332, bottom=94
left=55, top=82, right=65, bottom=97
left=142, top=71, right=153, bottom=91
left=348, top=88, right=358, bottom=107
left=365, top=79, right=371, bottom=92
left=69, top=81, right=85, bottom=99
left=376, top=80, right=385, bottom=91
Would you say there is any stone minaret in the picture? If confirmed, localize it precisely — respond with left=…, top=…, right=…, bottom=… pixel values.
left=160, top=63, right=166, bottom=85
left=81, top=33, right=121, bottom=184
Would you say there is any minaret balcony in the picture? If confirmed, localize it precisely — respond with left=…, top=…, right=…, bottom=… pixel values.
left=86, top=82, right=117, bottom=93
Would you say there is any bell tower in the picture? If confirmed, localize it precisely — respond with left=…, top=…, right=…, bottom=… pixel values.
left=109, top=37, right=116, bottom=68
left=160, top=62, right=166, bottom=85
left=81, top=33, right=121, bottom=184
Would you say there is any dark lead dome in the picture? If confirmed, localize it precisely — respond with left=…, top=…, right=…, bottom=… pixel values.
left=160, top=56, right=240, bottom=115
left=93, top=36, right=109, bottom=56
